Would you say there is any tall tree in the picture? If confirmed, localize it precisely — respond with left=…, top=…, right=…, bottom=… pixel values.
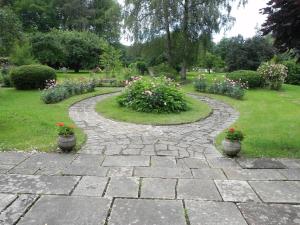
left=261, top=0, right=300, bottom=59
left=124, top=0, right=247, bottom=80
left=0, top=7, right=23, bottom=56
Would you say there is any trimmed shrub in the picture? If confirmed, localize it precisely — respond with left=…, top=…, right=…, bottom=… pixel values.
left=41, top=79, right=95, bottom=104
left=282, top=60, right=300, bottom=85
left=257, top=62, right=288, bottom=90
left=1, top=66, right=13, bottom=87
left=226, top=70, right=264, bottom=88
left=10, top=65, right=56, bottom=90
left=118, top=77, right=188, bottom=113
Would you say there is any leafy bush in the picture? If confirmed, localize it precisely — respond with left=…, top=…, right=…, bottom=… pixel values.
left=1, top=66, right=13, bottom=87
left=9, top=41, right=37, bottom=66
left=226, top=70, right=264, bottom=88
left=194, top=76, right=247, bottom=100
left=41, top=79, right=95, bottom=104
left=257, top=62, right=288, bottom=90
left=151, top=63, right=178, bottom=80
left=10, top=65, right=56, bottom=90
left=282, top=60, right=300, bottom=85
left=117, top=77, right=188, bottom=113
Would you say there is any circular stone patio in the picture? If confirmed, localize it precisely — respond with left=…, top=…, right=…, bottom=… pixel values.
left=0, top=93, right=300, bottom=225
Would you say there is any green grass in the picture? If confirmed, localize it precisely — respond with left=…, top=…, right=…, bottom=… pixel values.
left=0, top=87, right=118, bottom=152
left=96, top=95, right=212, bottom=125
left=184, top=78, right=300, bottom=158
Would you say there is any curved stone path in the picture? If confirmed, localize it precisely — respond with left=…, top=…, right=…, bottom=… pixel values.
left=69, top=93, right=239, bottom=157
left=0, top=93, right=300, bottom=225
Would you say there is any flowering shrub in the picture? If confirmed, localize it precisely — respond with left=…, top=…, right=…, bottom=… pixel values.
left=257, top=62, right=288, bottom=90
left=225, top=128, right=244, bottom=142
left=41, top=79, right=95, bottom=104
left=56, top=122, right=75, bottom=136
left=117, top=76, right=188, bottom=113
left=194, top=76, right=247, bottom=100
left=194, top=75, right=207, bottom=92
left=226, top=70, right=264, bottom=88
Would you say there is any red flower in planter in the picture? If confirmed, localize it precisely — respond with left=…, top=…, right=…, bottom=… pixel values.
left=229, top=128, right=235, bottom=133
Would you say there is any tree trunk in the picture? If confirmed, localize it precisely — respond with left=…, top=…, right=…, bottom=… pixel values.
left=163, top=0, right=173, bottom=67
left=181, top=0, right=190, bottom=80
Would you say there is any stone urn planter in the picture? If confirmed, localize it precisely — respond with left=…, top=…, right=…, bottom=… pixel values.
left=58, top=135, right=76, bottom=152
left=222, top=139, right=241, bottom=157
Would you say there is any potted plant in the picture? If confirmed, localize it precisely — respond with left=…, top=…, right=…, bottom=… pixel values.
left=222, top=128, right=244, bottom=157
left=56, top=122, right=76, bottom=152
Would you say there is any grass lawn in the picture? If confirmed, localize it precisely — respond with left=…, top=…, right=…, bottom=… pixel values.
left=0, top=87, right=118, bottom=152
left=96, top=95, right=212, bottom=125
left=183, top=76, right=300, bottom=158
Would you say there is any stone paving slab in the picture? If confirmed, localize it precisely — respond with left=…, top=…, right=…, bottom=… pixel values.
left=215, top=180, right=260, bottom=202
left=238, top=202, right=300, bottom=225
left=191, top=168, right=227, bottom=179
left=185, top=200, right=248, bottom=225
left=207, top=157, right=241, bottom=168
left=105, top=177, right=139, bottom=198
left=279, top=159, right=300, bottom=168
left=141, top=178, right=176, bottom=199
left=108, top=199, right=186, bottom=225
left=102, top=156, right=150, bottom=167
left=0, top=174, right=79, bottom=195
left=177, top=158, right=209, bottom=169
left=72, top=176, right=108, bottom=197
left=249, top=181, right=300, bottom=203
left=151, top=156, right=176, bottom=167
left=223, top=168, right=286, bottom=180
left=0, top=194, right=17, bottom=212
left=107, top=167, right=133, bottom=177
left=134, top=167, right=193, bottom=178
left=0, top=152, right=29, bottom=165
left=17, top=196, right=111, bottom=225
left=237, top=158, right=287, bottom=169
left=62, top=165, right=109, bottom=176
left=0, top=194, right=38, bottom=225
left=278, top=169, right=300, bottom=180
left=177, top=179, right=222, bottom=201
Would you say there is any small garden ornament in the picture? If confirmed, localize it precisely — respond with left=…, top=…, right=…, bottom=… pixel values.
left=56, top=122, right=76, bottom=152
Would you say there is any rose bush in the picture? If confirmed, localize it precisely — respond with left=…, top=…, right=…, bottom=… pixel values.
left=117, top=76, right=188, bottom=113
left=257, top=62, right=288, bottom=90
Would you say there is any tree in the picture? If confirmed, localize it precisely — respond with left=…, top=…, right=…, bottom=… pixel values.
left=215, top=35, right=275, bottom=71
left=13, top=0, right=59, bottom=32
left=124, top=0, right=248, bottom=80
left=30, top=30, right=105, bottom=72
left=0, top=7, right=23, bottom=56
left=261, top=0, right=300, bottom=59
left=9, top=39, right=36, bottom=66
left=201, top=52, right=224, bottom=73
left=100, top=44, right=122, bottom=77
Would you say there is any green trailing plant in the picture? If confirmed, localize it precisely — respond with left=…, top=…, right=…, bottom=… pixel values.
left=257, top=62, right=288, bottom=90
left=10, top=64, right=56, bottom=90
left=225, top=128, right=244, bottom=142
left=118, top=76, right=188, bottom=113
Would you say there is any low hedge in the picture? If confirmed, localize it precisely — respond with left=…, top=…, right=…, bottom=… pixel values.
left=10, top=64, right=56, bottom=90
left=226, top=70, right=264, bottom=88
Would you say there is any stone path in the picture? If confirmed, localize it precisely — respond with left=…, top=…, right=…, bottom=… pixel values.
left=0, top=93, right=300, bottom=225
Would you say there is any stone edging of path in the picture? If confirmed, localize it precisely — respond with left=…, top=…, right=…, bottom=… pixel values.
left=69, top=92, right=239, bottom=157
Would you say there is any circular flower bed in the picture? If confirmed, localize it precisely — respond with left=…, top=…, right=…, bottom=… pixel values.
left=117, top=76, right=188, bottom=113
